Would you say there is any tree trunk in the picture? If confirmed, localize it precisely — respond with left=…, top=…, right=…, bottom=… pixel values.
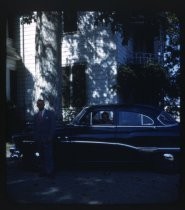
left=34, top=11, right=62, bottom=116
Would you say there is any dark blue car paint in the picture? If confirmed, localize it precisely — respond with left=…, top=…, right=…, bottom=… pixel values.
left=11, top=104, right=180, bottom=170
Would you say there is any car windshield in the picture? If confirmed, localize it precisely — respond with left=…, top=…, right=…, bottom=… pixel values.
left=72, top=107, right=88, bottom=124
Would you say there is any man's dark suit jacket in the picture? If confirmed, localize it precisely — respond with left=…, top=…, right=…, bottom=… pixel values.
left=33, top=109, right=56, bottom=143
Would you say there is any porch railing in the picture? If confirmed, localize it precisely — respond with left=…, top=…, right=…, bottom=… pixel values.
left=128, top=52, right=163, bottom=65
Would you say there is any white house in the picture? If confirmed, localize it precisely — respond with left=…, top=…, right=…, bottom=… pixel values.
left=8, top=11, right=165, bottom=121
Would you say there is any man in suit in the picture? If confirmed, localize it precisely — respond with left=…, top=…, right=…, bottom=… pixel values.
left=33, top=99, right=56, bottom=178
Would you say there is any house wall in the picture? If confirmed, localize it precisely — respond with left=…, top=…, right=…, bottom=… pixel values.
left=114, top=31, right=133, bottom=65
left=15, top=18, right=36, bottom=120
left=62, top=11, right=118, bottom=105
left=14, top=17, right=26, bottom=120
left=15, top=11, right=121, bottom=121
left=14, top=12, right=166, bottom=121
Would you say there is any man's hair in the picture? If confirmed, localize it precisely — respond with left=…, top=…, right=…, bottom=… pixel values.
left=37, top=99, right=45, bottom=104
left=102, top=111, right=109, bottom=117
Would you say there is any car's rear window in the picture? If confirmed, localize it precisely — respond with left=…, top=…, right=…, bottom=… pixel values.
left=157, top=111, right=177, bottom=125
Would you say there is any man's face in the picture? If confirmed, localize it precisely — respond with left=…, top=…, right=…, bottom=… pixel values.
left=102, top=113, right=109, bottom=121
left=37, top=100, right=45, bottom=111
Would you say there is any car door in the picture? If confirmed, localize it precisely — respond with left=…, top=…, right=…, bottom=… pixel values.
left=115, top=108, right=156, bottom=162
left=66, top=109, right=117, bottom=162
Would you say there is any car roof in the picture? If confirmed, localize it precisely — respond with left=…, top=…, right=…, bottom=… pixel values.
left=87, top=103, right=161, bottom=110
left=86, top=103, right=162, bottom=116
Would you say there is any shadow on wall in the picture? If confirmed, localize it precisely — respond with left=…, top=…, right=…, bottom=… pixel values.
left=34, top=12, right=62, bottom=115
left=63, top=11, right=117, bottom=105
left=6, top=59, right=35, bottom=141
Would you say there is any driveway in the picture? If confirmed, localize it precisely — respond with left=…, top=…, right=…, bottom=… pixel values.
left=5, top=157, right=181, bottom=205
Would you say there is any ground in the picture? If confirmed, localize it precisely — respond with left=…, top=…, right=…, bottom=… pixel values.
left=5, top=157, right=181, bottom=205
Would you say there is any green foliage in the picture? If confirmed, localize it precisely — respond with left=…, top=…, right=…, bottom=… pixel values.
left=163, top=11, right=180, bottom=70
left=96, top=11, right=180, bottom=108
left=116, top=63, right=169, bottom=105
left=20, top=12, right=37, bottom=24
left=140, top=62, right=169, bottom=92
left=20, top=11, right=62, bottom=25
left=95, top=11, right=133, bottom=45
left=95, top=11, right=180, bottom=69
left=116, top=65, right=137, bottom=91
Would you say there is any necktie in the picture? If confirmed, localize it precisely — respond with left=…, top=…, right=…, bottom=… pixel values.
left=38, top=111, right=43, bottom=121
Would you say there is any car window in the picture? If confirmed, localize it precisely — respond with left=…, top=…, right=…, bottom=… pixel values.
left=118, top=111, right=142, bottom=126
left=92, top=110, right=114, bottom=125
left=79, top=110, right=114, bottom=126
left=142, top=115, right=154, bottom=125
left=72, top=107, right=88, bottom=124
left=79, top=112, right=91, bottom=125
left=157, top=111, right=177, bottom=125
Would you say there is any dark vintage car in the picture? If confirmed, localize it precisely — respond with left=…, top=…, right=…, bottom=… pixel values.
left=10, top=104, right=181, bottom=171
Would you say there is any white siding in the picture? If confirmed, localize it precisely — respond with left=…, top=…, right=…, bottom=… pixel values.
left=115, top=32, right=125, bottom=64
left=14, top=17, right=25, bottom=116
left=18, top=20, right=36, bottom=118
left=62, top=11, right=118, bottom=105
left=115, top=32, right=134, bottom=65
left=14, top=12, right=167, bottom=122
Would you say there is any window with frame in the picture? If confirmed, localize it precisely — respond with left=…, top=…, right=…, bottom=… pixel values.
left=79, top=112, right=91, bottom=125
left=118, top=111, right=142, bottom=126
left=79, top=110, right=114, bottom=126
left=142, top=115, right=154, bottom=125
left=92, top=110, right=114, bottom=125
left=62, top=63, right=86, bottom=108
left=118, top=111, right=154, bottom=126
left=158, top=111, right=177, bottom=125
left=63, top=11, right=77, bottom=33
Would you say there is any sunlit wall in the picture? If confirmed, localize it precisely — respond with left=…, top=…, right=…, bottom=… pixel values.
left=62, top=11, right=119, bottom=105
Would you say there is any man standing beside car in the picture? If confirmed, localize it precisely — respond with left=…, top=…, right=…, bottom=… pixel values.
left=33, top=99, right=56, bottom=178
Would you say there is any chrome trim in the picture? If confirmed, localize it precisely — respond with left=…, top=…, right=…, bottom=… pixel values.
left=163, top=153, right=174, bottom=161
left=91, top=125, right=116, bottom=128
left=70, top=140, right=180, bottom=152
left=74, top=124, right=177, bottom=128
left=90, top=112, right=92, bottom=126
left=138, top=147, right=158, bottom=152
left=59, top=136, right=70, bottom=143
left=116, top=124, right=176, bottom=128
left=22, top=140, right=35, bottom=143
left=138, top=147, right=180, bottom=152
left=141, top=114, right=154, bottom=125
left=116, top=125, right=154, bottom=128
left=71, top=140, right=137, bottom=149
left=157, top=114, right=178, bottom=126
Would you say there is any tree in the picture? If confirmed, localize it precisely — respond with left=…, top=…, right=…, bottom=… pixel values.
left=96, top=11, right=180, bottom=110
left=162, top=12, right=180, bottom=112
left=116, top=63, right=169, bottom=106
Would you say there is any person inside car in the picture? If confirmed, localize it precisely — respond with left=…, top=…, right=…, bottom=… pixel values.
left=100, top=111, right=112, bottom=124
